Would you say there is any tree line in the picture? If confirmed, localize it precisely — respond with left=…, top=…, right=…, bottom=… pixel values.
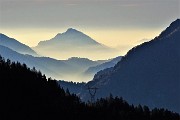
left=0, top=56, right=179, bottom=120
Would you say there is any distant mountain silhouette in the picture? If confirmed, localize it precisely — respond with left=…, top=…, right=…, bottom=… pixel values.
left=33, top=28, right=118, bottom=60
left=80, top=19, right=180, bottom=113
left=62, top=57, right=101, bottom=70
left=0, top=45, right=103, bottom=82
left=38, top=28, right=101, bottom=46
left=0, top=33, right=38, bottom=56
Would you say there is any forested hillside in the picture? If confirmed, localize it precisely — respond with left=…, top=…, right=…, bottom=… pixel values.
left=1, top=56, right=179, bottom=120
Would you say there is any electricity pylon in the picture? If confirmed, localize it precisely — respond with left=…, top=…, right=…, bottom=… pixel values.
left=87, top=86, right=98, bottom=103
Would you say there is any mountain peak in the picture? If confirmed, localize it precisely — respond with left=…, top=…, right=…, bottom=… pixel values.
left=66, top=28, right=81, bottom=33
left=172, top=18, right=180, bottom=24
left=54, top=28, right=84, bottom=38
left=35, top=28, right=117, bottom=60
left=158, top=19, right=180, bottom=39
left=167, top=18, right=180, bottom=30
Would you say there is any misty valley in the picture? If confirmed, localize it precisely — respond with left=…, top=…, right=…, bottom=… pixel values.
left=0, top=19, right=180, bottom=120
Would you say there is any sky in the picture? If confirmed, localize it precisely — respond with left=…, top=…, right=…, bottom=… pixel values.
left=0, top=0, right=179, bottom=55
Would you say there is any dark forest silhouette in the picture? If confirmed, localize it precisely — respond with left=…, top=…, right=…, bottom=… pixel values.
left=1, top=56, right=179, bottom=120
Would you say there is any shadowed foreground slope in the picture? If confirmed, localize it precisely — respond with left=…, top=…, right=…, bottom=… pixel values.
left=0, top=57, right=179, bottom=120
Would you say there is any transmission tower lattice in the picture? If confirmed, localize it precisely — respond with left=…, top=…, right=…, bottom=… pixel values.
left=87, top=86, right=98, bottom=103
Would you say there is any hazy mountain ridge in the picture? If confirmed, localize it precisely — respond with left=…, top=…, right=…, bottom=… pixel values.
left=0, top=44, right=110, bottom=82
left=84, top=56, right=122, bottom=79
left=57, top=57, right=123, bottom=95
left=0, top=45, right=65, bottom=78
left=80, top=19, right=180, bottom=113
left=62, top=57, right=100, bottom=71
left=37, top=28, right=101, bottom=46
left=33, top=28, right=118, bottom=60
left=0, top=33, right=38, bottom=56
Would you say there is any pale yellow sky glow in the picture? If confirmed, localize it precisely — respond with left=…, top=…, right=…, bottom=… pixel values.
left=0, top=27, right=163, bottom=55
left=0, top=0, right=179, bottom=56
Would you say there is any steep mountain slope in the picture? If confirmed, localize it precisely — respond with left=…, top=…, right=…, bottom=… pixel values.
left=0, top=45, right=101, bottom=81
left=57, top=80, right=86, bottom=95
left=81, top=19, right=180, bottom=113
left=0, top=33, right=38, bottom=56
left=84, top=56, right=122, bottom=79
left=33, top=28, right=117, bottom=60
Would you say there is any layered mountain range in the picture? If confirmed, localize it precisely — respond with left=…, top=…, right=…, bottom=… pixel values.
left=0, top=45, right=108, bottom=82
left=0, top=34, right=120, bottom=81
left=33, top=28, right=118, bottom=60
left=0, top=19, right=179, bottom=113
left=0, top=33, right=38, bottom=56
